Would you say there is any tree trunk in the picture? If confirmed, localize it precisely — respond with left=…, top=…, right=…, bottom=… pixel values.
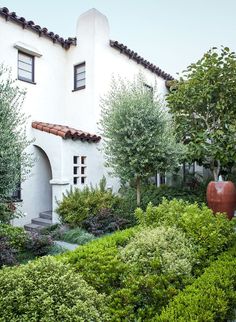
left=136, top=176, right=141, bottom=206
left=213, top=160, right=221, bottom=181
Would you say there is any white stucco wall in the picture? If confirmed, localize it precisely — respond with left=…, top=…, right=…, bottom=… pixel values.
left=0, top=8, right=169, bottom=226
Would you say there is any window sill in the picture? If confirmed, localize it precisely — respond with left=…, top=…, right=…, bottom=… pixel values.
left=72, top=85, right=86, bottom=92
left=18, top=78, right=36, bottom=85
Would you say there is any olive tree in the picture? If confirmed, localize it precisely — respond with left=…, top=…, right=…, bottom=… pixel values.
left=167, top=47, right=236, bottom=181
left=100, top=75, right=184, bottom=205
left=0, top=65, right=33, bottom=221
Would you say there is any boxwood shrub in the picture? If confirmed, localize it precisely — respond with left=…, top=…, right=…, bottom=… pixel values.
left=156, top=245, right=236, bottom=322
left=63, top=225, right=196, bottom=321
left=0, top=256, right=108, bottom=321
left=135, top=199, right=236, bottom=273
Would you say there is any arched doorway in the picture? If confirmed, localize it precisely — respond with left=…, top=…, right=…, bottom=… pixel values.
left=33, top=145, right=53, bottom=215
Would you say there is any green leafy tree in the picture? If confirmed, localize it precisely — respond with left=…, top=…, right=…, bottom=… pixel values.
left=0, top=65, right=33, bottom=221
left=100, top=75, right=184, bottom=205
left=167, top=47, right=236, bottom=181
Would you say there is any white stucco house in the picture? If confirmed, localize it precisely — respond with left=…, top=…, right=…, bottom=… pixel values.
left=0, top=6, right=174, bottom=229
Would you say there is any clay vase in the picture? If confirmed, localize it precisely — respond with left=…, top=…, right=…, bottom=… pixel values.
left=206, top=181, right=236, bottom=220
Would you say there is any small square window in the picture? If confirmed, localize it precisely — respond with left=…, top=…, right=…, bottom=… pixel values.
left=81, top=156, right=86, bottom=164
left=73, top=177, right=79, bottom=185
left=81, top=166, right=86, bottom=175
left=73, top=167, right=79, bottom=175
left=73, top=156, right=79, bottom=164
left=18, top=51, right=34, bottom=83
left=81, top=177, right=86, bottom=184
left=74, top=62, right=86, bottom=91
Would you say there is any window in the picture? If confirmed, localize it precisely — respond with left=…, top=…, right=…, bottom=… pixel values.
left=144, top=83, right=153, bottom=93
left=11, top=182, right=21, bottom=201
left=73, top=155, right=87, bottom=185
left=18, top=51, right=35, bottom=83
left=74, top=62, right=85, bottom=90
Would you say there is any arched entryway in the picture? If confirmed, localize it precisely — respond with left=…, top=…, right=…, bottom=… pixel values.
left=33, top=145, right=52, bottom=215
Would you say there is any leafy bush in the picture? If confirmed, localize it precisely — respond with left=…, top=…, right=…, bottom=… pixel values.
left=0, top=236, right=17, bottom=267
left=61, top=227, right=95, bottom=245
left=108, top=226, right=195, bottom=321
left=63, top=226, right=196, bottom=321
left=26, top=232, right=53, bottom=256
left=62, top=228, right=137, bottom=294
left=156, top=246, right=236, bottom=322
left=0, top=224, right=28, bottom=251
left=82, top=208, right=130, bottom=236
left=56, top=179, right=121, bottom=227
left=0, top=202, right=16, bottom=223
left=120, top=226, right=194, bottom=277
left=0, top=256, right=108, bottom=321
left=135, top=199, right=235, bottom=273
left=119, top=184, right=205, bottom=212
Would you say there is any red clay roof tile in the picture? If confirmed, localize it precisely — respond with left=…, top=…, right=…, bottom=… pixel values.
left=32, top=121, right=101, bottom=143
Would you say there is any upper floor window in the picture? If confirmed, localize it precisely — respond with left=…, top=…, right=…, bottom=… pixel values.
left=74, top=62, right=86, bottom=91
left=18, top=51, right=34, bottom=83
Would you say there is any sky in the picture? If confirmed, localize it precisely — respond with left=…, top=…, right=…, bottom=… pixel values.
left=1, top=0, right=236, bottom=78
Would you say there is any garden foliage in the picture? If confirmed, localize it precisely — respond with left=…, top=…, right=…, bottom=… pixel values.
left=135, top=199, right=235, bottom=272
left=56, top=179, right=121, bottom=227
left=0, top=257, right=108, bottom=321
left=0, top=66, right=33, bottom=222
left=156, top=245, right=236, bottom=321
left=168, top=47, right=236, bottom=180
left=100, top=74, right=185, bottom=205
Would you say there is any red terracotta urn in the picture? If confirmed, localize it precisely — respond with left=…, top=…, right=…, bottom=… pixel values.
left=206, top=181, right=236, bottom=220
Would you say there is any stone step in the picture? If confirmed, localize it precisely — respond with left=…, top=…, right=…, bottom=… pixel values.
left=31, top=217, right=52, bottom=227
left=39, top=211, right=52, bottom=220
left=24, top=223, right=44, bottom=232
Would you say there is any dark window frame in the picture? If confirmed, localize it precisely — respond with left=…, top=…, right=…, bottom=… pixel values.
left=18, top=51, right=35, bottom=84
left=73, top=62, right=86, bottom=91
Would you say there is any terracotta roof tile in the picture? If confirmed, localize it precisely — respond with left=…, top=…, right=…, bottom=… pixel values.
left=110, top=40, right=174, bottom=81
left=32, top=121, right=101, bottom=143
left=0, top=7, right=76, bottom=49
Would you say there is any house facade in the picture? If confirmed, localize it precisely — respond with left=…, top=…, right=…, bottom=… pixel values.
left=0, top=6, right=174, bottom=227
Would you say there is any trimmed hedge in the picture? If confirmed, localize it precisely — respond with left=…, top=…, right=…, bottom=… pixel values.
left=135, top=199, right=236, bottom=273
left=0, top=256, right=108, bottom=321
left=62, top=228, right=137, bottom=294
left=62, top=226, right=196, bottom=321
left=156, top=246, right=236, bottom=322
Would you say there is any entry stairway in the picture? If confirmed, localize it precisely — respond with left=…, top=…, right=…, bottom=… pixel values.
left=24, top=211, right=52, bottom=232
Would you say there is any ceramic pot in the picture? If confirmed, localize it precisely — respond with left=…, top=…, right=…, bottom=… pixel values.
left=206, top=181, right=236, bottom=220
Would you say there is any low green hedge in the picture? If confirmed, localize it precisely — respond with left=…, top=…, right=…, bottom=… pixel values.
left=62, top=226, right=196, bottom=321
left=136, top=199, right=236, bottom=273
left=0, top=256, right=108, bottom=321
left=156, top=245, right=236, bottom=322
left=62, top=227, right=137, bottom=294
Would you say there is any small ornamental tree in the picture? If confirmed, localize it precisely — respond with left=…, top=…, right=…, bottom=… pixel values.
left=0, top=65, right=33, bottom=221
left=100, top=75, right=184, bottom=205
left=167, top=47, right=236, bottom=181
